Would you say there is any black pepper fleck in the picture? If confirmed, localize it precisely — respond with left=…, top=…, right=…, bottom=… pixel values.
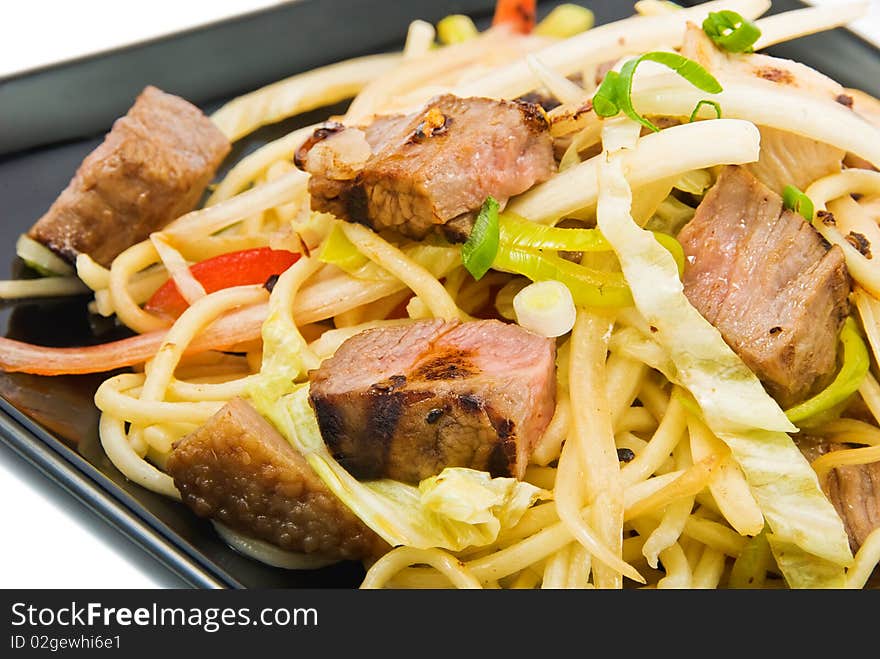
left=617, top=448, right=635, bottom=463
left=426, top=408, right=444, bottom=424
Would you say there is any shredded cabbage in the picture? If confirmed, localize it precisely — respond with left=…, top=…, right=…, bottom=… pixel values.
left=319, top=222, right=370, bottom=274
left=596, top=127, right=853, bottom=584
left=766, top=535, right=847, bottom=588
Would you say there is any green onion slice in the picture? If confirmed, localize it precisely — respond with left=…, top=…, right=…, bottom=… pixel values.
left=782, top=185, right=815, bottom=221
left=593, top=52, right=723, bottom=133
left=497, top=212, right=685, bottom=277
left=592, top=70, right=623, bottom=119
left=689, top=99, right=722, bottom=123
left=784, top=317, right=870, bottom=424
left=493, top=246, right=633, bottom=308
left=461, top=196, right=500, bottom=280
left=498, top=213, right=609, bottom=251
left=702, top=10, right=762, bottom=54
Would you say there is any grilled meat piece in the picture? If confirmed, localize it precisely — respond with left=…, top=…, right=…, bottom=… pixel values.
left=302, top=94, right=555, bottom=240
left=167, top=397, right=387, bottom=561
left=308, top=318, right=556, bottom=484
left=28, top=86, right=230, bottom=266
left=798, top=437, right=880, bottom=552
left=679, top=166, right=850, bottom=408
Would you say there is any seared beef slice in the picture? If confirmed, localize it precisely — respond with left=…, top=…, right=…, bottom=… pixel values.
left=799, top=438, right=880, bottom=552
left=304, top=95, right=555, bottom=239
left=308, top=319, right=556, bottom=483
left=167, top=397, right=387, bottom=561
left=29, top=86, right=230, bottom=266
left=678, top=166, right=850, bottom=407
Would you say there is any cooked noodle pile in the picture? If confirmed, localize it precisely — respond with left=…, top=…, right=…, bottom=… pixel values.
left=9, top=0, right=880, bottom=589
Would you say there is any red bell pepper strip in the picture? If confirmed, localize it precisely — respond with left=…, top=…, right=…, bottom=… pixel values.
left=145, top=247, right=299, bottom=318
left=492, top=0, right=537, bottom=34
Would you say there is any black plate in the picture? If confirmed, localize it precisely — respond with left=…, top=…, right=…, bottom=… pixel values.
left=1, top=0, right=878, bottom=589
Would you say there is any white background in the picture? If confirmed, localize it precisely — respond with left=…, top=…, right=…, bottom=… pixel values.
left=0, top=0, right=878, bottom=589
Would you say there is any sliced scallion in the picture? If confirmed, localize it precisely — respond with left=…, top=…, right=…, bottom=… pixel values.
left=593, top=52, right=722, bottom=133
left=513, top=280, right=577, bottom=338
left=497, top=212, right=686, bottom=277
left=492, top=245, right=633, bottom=307
left=461, top=196, right=500, bottom=280
left=689, top=99, right=722, bottom=123
left=782, top=185, right=815, bottom=221
left=702, top=10, right=762, bottom=54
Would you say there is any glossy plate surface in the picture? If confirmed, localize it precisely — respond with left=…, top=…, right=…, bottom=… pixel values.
left=1, top=0, right=877, bottom=588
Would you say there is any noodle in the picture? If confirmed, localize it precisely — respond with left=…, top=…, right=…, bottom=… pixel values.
left=211, top=54, right=400, bottom=142
left=12, top=0, right=875, bottom=590
left=339, top=223, right=462, bottom=321
left=562, top=310, right=628, bottom=587
left=620, top=396, right=687, bottom=487
left=361, top=547, right=482, bottom=589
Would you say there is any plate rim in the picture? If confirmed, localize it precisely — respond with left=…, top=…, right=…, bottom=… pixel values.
left=0, top=395, right=232, bottom=588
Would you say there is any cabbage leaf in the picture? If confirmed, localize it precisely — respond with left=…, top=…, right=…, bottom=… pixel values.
left=766, top=535, right=847, bottom=589
left=596, top=145, right=853, bottom=583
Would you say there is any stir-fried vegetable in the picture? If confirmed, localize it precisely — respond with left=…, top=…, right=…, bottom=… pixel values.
left=702, top=9, right=762, bottom=53
left=493, top=245, right=632, bottom=307
left=593, top=52, right=723, bottom=133
left=782, top=184, right=815, bottom=221
left=499, top=212, right=609, bottom=251
left=461, top=196, right=501, bottom=280
left=492, top=0, right=537, bottom=34
left=513, top=280, right=577, bottom=337
left=497, top=211, right=686, bottom=275
left=784, top=317, right=870, bottom=424
left=319, top=223, right=369, bottom=274
left=689, top=99, right=723, bottom=122
left=534, top=4, right=595, bottom=38
left=437, top=14, right=478, bottom=44
left=16, top=234, right=74, bottom=277
left=145, top=247, right=299, bottom=318
left=461, top=199, right=685, bottom=307
left=728, top=531, right=772, bottom=588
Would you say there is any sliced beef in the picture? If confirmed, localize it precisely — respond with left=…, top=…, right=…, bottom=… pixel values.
left=28, top=86, right=230, bottom=266
left=679, top=166, right=851, bottom=408
left=798, top=438, right=880, bottom=552
left=166, top=397, right=387, bottom=561
left=300, top=94, right=555, bottom=240
left=308, top=318, right=556, bottom=484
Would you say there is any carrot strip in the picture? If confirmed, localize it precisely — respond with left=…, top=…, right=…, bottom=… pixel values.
left=492, top=0, right=537, bottom=34
left=0, top=303, right=268, bottom=376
